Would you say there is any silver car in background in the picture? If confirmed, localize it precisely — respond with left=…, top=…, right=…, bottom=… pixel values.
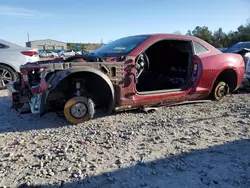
left=245, top=58, right=250, bottom=80
left=241, top=58, right=250, bottom=90
left=0, top=39, right=39, bottom=89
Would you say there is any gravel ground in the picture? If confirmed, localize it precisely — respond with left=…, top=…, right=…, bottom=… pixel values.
left=0, top=89, right=249, bottom=188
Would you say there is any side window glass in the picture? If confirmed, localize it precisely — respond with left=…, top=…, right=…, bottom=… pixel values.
left=0, top=43, right=7, bottom=49
left=193, top=41, right=209, bottom=54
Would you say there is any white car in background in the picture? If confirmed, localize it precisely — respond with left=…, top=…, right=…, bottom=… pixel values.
left=0, top=39, right=39, bottom=89
left=60, top=49, right=79, bottom=57
left=44, top=50, right=59, bottom=58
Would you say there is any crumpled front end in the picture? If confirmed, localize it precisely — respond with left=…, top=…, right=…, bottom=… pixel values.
left=7, top=80, right=24, bottom=108
left=7, top=64, right=50, bottom=115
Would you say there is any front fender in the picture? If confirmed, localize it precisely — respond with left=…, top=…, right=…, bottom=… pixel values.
left=42, top=67, right=115, bottom=114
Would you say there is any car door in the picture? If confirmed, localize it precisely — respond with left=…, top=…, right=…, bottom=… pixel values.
left=131, top=55, right=202, bottom=107
left=119, top=38, right=203, bottom=108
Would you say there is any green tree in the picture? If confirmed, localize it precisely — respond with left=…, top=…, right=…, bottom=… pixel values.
left=67, top=43, right=102, bottom=51
left=186, top=30, right=192, bottom=36
left=212, top=28, right=227, bottom=48
left=188, top=26, right=213, bottom=44
left=186, top=18, right=250, bottom=48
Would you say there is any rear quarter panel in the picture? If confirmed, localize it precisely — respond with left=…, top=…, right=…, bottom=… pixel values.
left=0, top=48, right=39, bottom=72
left=197, top=53, right=245, bottom=92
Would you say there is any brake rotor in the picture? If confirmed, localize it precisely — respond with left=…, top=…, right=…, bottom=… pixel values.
left=214, top=82, right=229, bottom=100
left=64, top=96, right=89, bottom=124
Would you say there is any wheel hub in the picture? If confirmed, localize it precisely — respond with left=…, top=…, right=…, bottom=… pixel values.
left=0, top=68, right=13, bottom=87
left=216, top=85, right=226, bottom=97
left=70, top=102, right=87, bottom=118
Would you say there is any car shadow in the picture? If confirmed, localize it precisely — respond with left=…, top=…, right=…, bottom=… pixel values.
left=0, top=96, right=70, bottom=133
left=0, top=96, right=144, bottom=133
left=17, top=139, right=250, bottom=188
left=0, top=95, right=214, bottom=134
left=232, top=90, right=250, bottom=95
left=0, top=91, right=246, bottom=134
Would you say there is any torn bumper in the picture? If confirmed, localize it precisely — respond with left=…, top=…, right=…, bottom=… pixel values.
left=7, top=81, right=21, bottom=105
left=29, top=92, right=46, bottom=115
left=7, top=81, right=47, bottom=115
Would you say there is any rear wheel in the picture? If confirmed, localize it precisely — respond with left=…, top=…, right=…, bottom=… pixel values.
left=64, top=96, right=95, bottom=124
left=211, top=81, right=229, bottom=101
left=0, top=64, right=17, bottom=90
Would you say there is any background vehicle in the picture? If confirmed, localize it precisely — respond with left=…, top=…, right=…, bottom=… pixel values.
left=38, top=50, right=46, bottom=57
left=38, top=50, right=59, bottom=58
left=8, top=34, right=245, bottom=124
left=44, top=50, right=59, bottom=58
left=222, top=42, right=250, bottom=65
left=60, top=49, right=79, bottom=57
left=241, top=58, right=250, bottom=90
left=56, top=50, right=65, bottom=56
left=222, top=42, right=250, bottom=53
left=245, top=58, right=250, bottom=79
left=217, top=48, right=227, bottom=52
left=0, top=39, right=39, bottom=90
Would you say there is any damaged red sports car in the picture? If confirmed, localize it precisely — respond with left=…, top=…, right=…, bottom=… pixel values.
left=7, top=34, right=245, bottom=124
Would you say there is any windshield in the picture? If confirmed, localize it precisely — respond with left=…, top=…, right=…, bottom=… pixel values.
left=92, top=35, right=151, bottom=55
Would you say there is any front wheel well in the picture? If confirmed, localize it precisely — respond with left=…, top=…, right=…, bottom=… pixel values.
left=52, top=71, right=114, bottom=111
left=214, top=69, right=238, bottom=92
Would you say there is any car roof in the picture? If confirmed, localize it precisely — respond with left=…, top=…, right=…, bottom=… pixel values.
left=128, top=33, right=221, bottom=56
left=127, top=33, right=215, bottom=48
left=0, top=39, right=25, bottom=48
left=128, top=33, right=201, bottom=41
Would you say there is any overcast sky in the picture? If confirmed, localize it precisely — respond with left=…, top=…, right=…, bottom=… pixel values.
left=0, top=0, right=249, bottom=46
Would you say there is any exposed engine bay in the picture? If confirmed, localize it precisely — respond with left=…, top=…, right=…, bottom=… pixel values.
left=11, top=55, right=128, bottom=116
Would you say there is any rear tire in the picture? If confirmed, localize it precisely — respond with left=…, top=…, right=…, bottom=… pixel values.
left=0, top=64, right=17, bottom=90
left=210, top=81, right=229, bottom=101
left=64, top=96, right=95, bottom=124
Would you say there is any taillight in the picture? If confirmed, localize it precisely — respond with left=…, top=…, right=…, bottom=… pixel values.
left=193, top=55, right=200, bottom=77
left=21, top=51, right=38, bottom=57
left=193, top=63, right=198, bottom=76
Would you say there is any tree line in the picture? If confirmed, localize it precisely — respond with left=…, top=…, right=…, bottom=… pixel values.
left=67, top=42, right=102, bottom=51
left=186, top=19, right=250, bottom=48
left=67, top=19, right=250, bottom=50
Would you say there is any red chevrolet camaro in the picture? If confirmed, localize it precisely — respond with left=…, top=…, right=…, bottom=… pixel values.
left=8, top=34, right=245, bottom=124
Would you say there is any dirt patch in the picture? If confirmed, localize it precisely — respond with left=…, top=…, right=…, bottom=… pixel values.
left=0, top=90, right=249, bottom=188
